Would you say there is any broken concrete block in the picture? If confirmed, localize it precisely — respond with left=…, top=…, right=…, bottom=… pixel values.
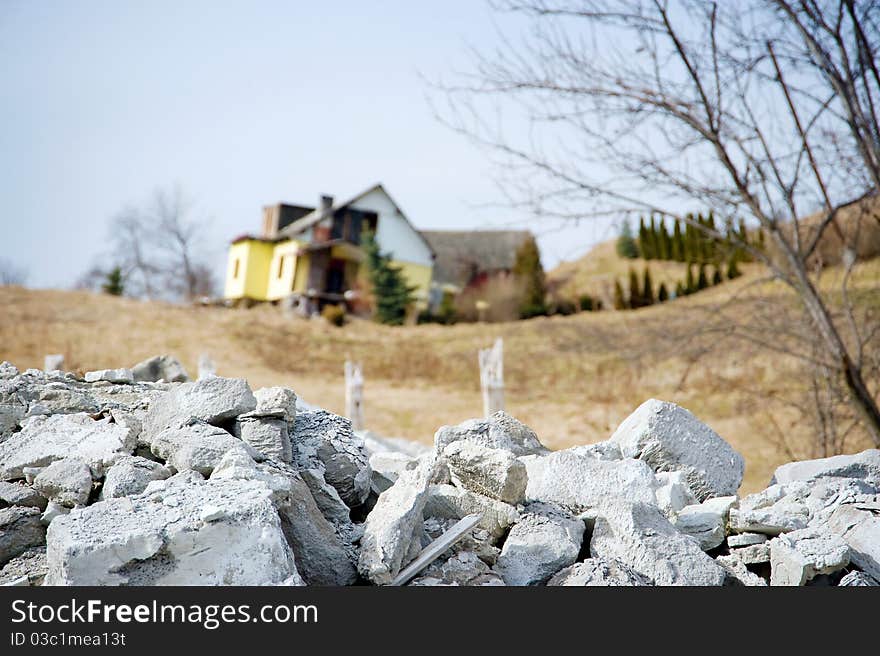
left=150, top=422, right=256, bottom=477
left=0, top=413, right=135, bottom=481
left=290, top=410, right=371, bottom=508
left=731, top=542, right=771, bottom=565
left=225, top=458, right=358, bottom=586
left=436, top=551, right=502, bottom=586
left=524, top=450, right=658, bottom=513
left=254, top=387, right=297, bottom=421
left=772, top=449, right=880, bottom=487
left=434, top=411, right=547, bottom=457
left=45, top=473, right=299, bottom=585
left=358, top=455, right=437, bottom=585
left=728, top=484, right=810, bottom=536
left=234, top=414, right=290, bottom=464
left=424, top=483, right=520, bottom=540
left=99, top=455, right=171, bottom=500
left=131, top=355, right=189, bottom=383
left=568, top=440, right=623, bottom=461
left=716, top=554, right=768, bottom=587
left=590, top=499, right=726, bottom=586
left=0, top=481, right=47, bottom=510
left=443, top=441, right=528, bottom=504
left=825, top=502, right=880, bottom=581
left=32, top=458, right=93, bottom=508
left=142, top=376, right=257, bottom=441
left=0, top=546, right=47, bottom=586
left=769, top=528, right=850, bottom=586
left=654, top=470, right=698, bottom=518
left=40, top=501, right=70, bottom=526
left=608, top=399, right=744, bottom=500
left=0, top=362, right=20, bottom=380
left=838, top=570, right=879, bottom=586
left=672, top=496, right=737, bottom=551
left=493, top=504, right=585, bottom=585
left=85, top=369, right=134, bottom=384
left=548, top=557, right=653, bottom=586
left=727, top=532, right=768, bottom=548
left=0, top=506, right=46, bottom=566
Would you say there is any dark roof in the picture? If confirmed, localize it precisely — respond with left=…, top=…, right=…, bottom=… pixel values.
left=420, top=230, right=533, bottom=288
left=273, top=204, right=315, bottom=232
left=277, top=183, right=436, bottom=258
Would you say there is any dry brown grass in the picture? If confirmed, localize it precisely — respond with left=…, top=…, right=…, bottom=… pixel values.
left=2, top=248, right=878, bottom=494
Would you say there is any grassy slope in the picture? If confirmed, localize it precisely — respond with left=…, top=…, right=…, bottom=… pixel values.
left=2, top=244, right=877, bottom=493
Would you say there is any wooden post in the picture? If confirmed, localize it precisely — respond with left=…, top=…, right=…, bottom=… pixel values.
left=345, top=361, right=364, bottom=431
left=479, top=338, right=504, bottom=417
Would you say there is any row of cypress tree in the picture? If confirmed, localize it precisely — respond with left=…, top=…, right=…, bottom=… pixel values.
left=618, top=213, right=762, bottom=267
left=613, top=260, right=740, bottom=310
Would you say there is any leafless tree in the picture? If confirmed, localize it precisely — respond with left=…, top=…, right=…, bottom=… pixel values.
left=0, top=257, right=27, bottom=286
left=437, top=0, right=880, bottom=446
left=82, top=184, right=216, bottom=301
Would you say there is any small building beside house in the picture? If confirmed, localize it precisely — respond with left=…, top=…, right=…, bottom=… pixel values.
left=224, top=184, right=435, bottom=313
left=421, top=229, right=533, bottom=309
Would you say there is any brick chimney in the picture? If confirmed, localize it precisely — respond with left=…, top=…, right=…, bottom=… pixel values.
left=313, top=194, right=334, bottom=242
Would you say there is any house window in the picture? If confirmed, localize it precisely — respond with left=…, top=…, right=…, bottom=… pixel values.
left=233, top=259, right=240, bottom=279
left=277, top=256, right=285, bottom=279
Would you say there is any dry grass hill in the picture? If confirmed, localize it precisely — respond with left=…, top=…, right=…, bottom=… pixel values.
left=2, top=241, right=878, bottom=493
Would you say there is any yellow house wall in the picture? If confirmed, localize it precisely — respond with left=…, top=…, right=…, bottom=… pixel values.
left=292, top=253, right=310, bottom=293
left=224, top=240, right=273, bottom=301
left=392, top=260, right=433, bottom=307
left=266, top=240, right=303, bottom=301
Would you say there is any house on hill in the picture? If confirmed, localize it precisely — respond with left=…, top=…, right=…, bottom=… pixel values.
left=421, top=230, right=533, bottom=305
left=224, top=184, right=435, bottom=313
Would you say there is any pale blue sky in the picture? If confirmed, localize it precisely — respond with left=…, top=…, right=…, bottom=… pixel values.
left=0, top=1, right=616, bottom=289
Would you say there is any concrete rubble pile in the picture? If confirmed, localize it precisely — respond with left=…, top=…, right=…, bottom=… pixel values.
left=1, top=360, right=879, bottom=587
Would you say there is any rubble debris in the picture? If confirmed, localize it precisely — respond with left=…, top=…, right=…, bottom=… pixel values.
left=548, top=558, right=653, bottom=586
left=391, top=513, right=482, bottom=586
left=0, top=360, right=877, bottom=588
left=85, top=369, right=134, bottom=384
left=493, top=504, right=585, bottom=585
left=608, top=399, right=745, bottom=500
left=524, top=449, right=658, bottom=513
left=358, top=455, right=437, bottom=585
left=0, top=506, right=46, bottom=566
left=131, top=355, right=189, bottom=383
left=590, top=499, right=727, bottom=586
left=769, top=528, right=850, bottom=586
left=290, top=409, right=371, bottom=508
left=443, top=441, right=527, bottom=504
left=45, top=473, right=300, bottom=585
left=32, top=458, right=93, bottom=508
left=434, top=411, right=547, bottom=457
left=0, top=413, right=135, bottom=481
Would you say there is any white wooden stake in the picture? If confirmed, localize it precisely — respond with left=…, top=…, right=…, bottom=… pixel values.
left=479, top=338, right=504, bottom=417
left=345, top=360, right=364, bottom=431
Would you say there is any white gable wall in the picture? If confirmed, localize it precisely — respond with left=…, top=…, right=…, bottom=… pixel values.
left=350, top=187, right=433, bottom=267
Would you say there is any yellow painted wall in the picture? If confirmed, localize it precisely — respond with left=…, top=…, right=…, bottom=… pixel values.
left=293, top=253, right=310, bottom=293
left=266, top=240, right=303, bottom=301
left=224, top=240, right=274, bottom=301
left=393, top=260, right=433, bottom=307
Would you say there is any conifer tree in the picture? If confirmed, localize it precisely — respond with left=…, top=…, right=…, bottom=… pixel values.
left=675, top=281, right=685, bottom=298
left=363, top=231, right=416, bottom=325
left=513, top=236, right=548, bottom=318
left=712, top=266, right=723, bottom=286
left=657, top=282, right=668, bottom=302
left=697, top=263, right=709, bottom=290
left=685, top=263, right=696, bottom=294
left=638, top=217, right=651, bottom=260
left=628, top=268, right=641, bottom=308
left=672, top=220, right=685, bottom=261
left=102, top=267, right=125, bottom=296
left=642, top=267, right=654, bottom=306
left=727, top=254, right=742, bottom=280
left=613, top=279, right=627, bottom=310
